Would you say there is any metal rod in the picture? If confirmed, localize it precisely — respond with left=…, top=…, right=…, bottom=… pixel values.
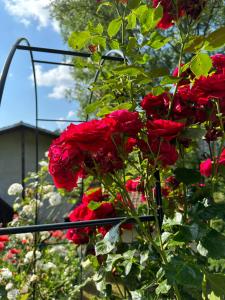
left=33, top=60, right=75, bottom=67
left=37, top=118, right=83, bottom=123
left=16, top=45, right=124, bottom=62
left=154, top=170, right=163, bottom=231
left=0, top=216, right=154, bottom=235
left=0, top=38, right=29, bottom=105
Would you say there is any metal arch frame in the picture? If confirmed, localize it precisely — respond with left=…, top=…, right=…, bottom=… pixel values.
left=0, top=37, right=163, bottom=236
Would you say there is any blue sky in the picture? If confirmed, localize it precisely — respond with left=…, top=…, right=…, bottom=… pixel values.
left=0, top=0, right=80, bottom=132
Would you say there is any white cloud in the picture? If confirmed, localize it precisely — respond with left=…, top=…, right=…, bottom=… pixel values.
left=3, top=0, right=60, bottom=32
left=30, top=65, right=74, bottom=99
left=67, top=111, right=75, bottom=118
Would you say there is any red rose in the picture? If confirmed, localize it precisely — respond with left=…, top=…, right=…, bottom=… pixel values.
left=148, top=139, right=179, bottom=166
left=141, top=93, right=169, bottom=118
left=59, top=118, right=117, bottom=152
left=107, top=110, right=142, bottom=136
left=147, top=119, right=185, bottom=141
left=211, top=54, right=225, bottom=74
left=9, top=248, right=21, bottom=255
left=0, top=235, right=9, bottom=242
left=219, top=149, right=225, bottom=166
left=0, top=242, right=5, bottom=251
left=192, top=73, right=225, bottom=104
left=66, top=229, right=90, bottom=244
left=200, top=159, right=212, bottom=177
left=82, top=188, right=108, bottom=205
left=153, top=0, right=205, bottom=30
left=153, top=0, right=182, bottom=29
left=126, top=177, right=144, bottom=192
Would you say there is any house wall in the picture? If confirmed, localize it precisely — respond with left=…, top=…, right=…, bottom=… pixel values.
left=0, top=131, right=22, bottom=206
left=0, top=129, right=54, bottom=206
left=0, top=128, right=74, bottom=223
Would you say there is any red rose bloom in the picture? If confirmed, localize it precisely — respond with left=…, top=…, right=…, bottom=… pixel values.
left=219, top=148, right=225, bottom=166
left=147, top=119, right=185, bottom=141
left=0, top=242, right=5, bottom=251
left=192, top=73, right=225, bottom=104
left=0, top=235, right=9, bottom=242
left=153, top=0, right=183, bottom=29
left=153, top=0, right=205, bottom=29
left=59, top=118, right=117, bottom=152
left=200, top=159, right=212, bottom=177
left=153, top=141, right=179, bottom=167
left=107, top=110, right=142, bottom=136
left=141, top=93, right=169, bottom=118
left=126, top=177, right=144, bottom=192
left=82, top=188, right=108, bottom=205
left=211, top=54, right=225, bottom=74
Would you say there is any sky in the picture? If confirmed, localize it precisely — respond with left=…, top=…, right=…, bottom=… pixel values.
left=0, top=0, right=81, bottom=132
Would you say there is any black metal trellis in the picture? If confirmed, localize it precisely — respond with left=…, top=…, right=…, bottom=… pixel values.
left=0, top=37, right=163, bottom=234
left=0, top=37, right=164, bottom=300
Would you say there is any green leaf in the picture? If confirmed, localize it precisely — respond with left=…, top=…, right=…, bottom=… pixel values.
left=68, top=31, right=91, bottom=50
left=165, top=257, right=203, bottom=288
left=156, top=280, right=171, bottom=295
left=126, top=13, right=137, bottom=29
left=174, top=223, right=207, bottom=242
left=85, top=101, right=101, bottom=114
left=114, top=65, right=145, bottom=76
left=110, top=39, right=120, bottom=49
left=206, top=273, right=225, bottom=297
left=107, top=17, right=122, bottom=38
left=209, top=292, right=221, bottom=300
left=95, top=224, right=120, bottom=255
left=105, top=254, right=122, bottom=272
left=190, top=53, right=212, bottom=77
left=127, top=37, right=137, bottom=52
left=92, top=36, right=106, bottom=49
left=181, top=127, right=206, bottom=140
left=88, top=201, right=102, bottom=211
left=146, top=5, right=163, bottom=31
left=174, top=168, right=201, bottom=185
left=201, top=229, right=225, bottom=259
left=160, top=75, right=180, bottom=85
left=96, top=23, right=104, bottom=35
left=184, top=36, right=205, bottom=53
left=97, top=1, right=112, bottom=13
left=205, top=27, right=225, bottom=50
left=127, top=0, right=141, bottom=9
left=147, top=31, right=171, bottom=49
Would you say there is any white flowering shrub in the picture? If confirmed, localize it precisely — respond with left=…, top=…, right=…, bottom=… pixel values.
left=0, top=160, right=83, bottom=299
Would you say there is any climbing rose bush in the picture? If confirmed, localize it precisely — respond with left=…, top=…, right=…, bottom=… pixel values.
left=47, top=0, right=225, bottom=299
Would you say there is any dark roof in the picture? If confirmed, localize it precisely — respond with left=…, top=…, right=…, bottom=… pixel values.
left=0, top=122, right=59, bottom=137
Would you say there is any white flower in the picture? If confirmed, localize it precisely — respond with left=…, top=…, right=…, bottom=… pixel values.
left=0, top=268, right=12, bottom=279
left=39, top=160, right=48, bottom=167
left=22, top=204, right=34, bottom=215
left=13, top=203, right=20, bottom=211
left=40, top=231, right=50, bottom=240
left=5, top=282, right=13, bottom=291
left=42, top=185, right=54, bottom=193
left=48, top=192, right=62, bottom=206
left=30, top=274, right=38, bottom=282
left=15, top=233, right=33, bottom=241
left=42, top=262, right=57, bottom=271
left=49, top=245, right=67, bottom=256
left=45, top=151, right=49, bottom=158
left=7, top=289, right=19, bottom=300
left=8, top=183, right=23, bottom=196
left=24, top=251, right=41, bottom=264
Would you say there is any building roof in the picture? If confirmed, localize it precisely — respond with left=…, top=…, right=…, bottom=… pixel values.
left=0, top=122, right=59, bottom=137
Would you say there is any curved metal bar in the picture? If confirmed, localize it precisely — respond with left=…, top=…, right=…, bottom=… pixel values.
left=86, top=49, right=126, bottom=122
left=0, top=215, right=155, bottom=235
left=0, top=38, right=27, bottom=105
